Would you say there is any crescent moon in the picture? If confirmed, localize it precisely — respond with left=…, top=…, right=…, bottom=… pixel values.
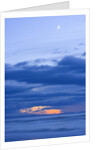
left=57, top=25, right=60, bottom=30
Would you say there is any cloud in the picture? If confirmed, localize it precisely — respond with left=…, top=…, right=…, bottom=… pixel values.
left=82, top=52, right=86, bottom=56
left=34, top=58, right=46, bottom=63
left=5, top=89, right=85, bottom=112
left=78, top=42, right=85, bottom=46
left=74, top=48, right=79, bottom=50
left=20, top=106, right=62, bottom=115
left=14, top=61, right=28, bottom=67
left=58, top=56, right=85, bottom=73
left=5, top=80, right=41, bottom=95
left=5, top=56, right=85, bottom=115
left=5, top=56, right=85, bottom=86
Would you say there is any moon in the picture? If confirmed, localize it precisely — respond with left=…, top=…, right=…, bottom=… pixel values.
left=57, top=25, right=60, bottom=30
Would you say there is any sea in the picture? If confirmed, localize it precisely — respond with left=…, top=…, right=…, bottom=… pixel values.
left=5, top=111, right=86, bottom=142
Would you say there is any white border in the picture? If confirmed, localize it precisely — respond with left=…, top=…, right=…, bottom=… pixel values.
left=0, top=9, right=90, bottom=149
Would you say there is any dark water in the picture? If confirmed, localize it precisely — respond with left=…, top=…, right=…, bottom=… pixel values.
left=5, top=112, right=85, bottom=142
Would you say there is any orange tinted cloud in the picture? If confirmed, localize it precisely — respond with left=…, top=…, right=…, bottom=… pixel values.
left=20, top=106, right=62, bottom=115
left=20, top=106, right=50, bottom=114
left=38, top=109, right=62, bottom=115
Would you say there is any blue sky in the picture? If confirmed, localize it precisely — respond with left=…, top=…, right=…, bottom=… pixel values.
left=5, top=15, right=85, bottom=65
left=5, top=15, right=86, bottom=116
left=5, top=15, right=85, bottom=43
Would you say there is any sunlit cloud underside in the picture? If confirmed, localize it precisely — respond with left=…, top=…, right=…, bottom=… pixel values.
left=20, top=106, right=62, bottom=115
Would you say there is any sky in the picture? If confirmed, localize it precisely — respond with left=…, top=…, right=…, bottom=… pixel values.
left=5, top=15, right=85, bottom=65
left=5, top=15, right=86, bottom=116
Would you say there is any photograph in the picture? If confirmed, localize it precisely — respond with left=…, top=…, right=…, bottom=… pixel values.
left=5, top=14, right=86, bottom=142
